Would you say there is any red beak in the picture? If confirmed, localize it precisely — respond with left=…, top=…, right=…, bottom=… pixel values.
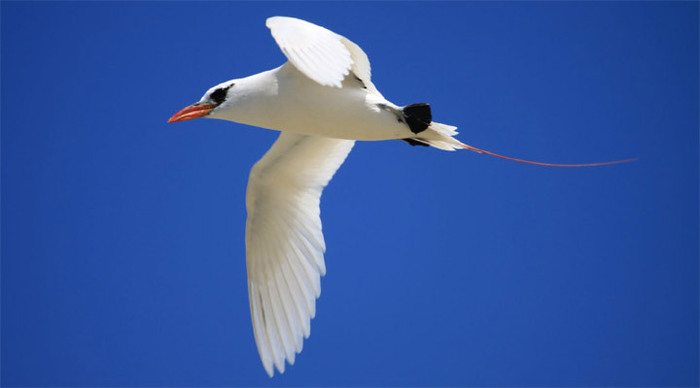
left=167, top=102, right=215, bottom=123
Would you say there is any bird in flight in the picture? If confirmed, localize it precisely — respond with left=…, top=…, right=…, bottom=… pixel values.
left=168, top=16, right=632, bottom=377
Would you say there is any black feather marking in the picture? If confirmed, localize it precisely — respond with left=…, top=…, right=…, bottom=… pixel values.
left=402, top=138, right=429, bottom=147
left=403, top=103, right=432, bottom=134
left=352, top=73, right=367, bottom=89
left=210, top=83, right=234, bottom=105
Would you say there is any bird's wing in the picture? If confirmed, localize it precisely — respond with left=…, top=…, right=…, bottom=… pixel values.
left=245, top=131, right=354, bottom=376
left=266, top=16, right=374, bottom=89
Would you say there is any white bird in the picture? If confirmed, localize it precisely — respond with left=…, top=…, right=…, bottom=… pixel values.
left=168, top=16, right=632, bottom=377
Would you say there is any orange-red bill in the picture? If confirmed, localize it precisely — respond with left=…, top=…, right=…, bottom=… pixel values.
left=167, top=102, right=215, bottom=123
left=460, top=142, right=637, bottom=167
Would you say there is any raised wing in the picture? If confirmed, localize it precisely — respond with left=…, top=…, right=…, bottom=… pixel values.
left=245, top=132, right=354, bottom=376
left=266, top=16, right=374, bottom=89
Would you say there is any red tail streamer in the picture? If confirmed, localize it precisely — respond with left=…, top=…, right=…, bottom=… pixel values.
left=461, top=143, right=636, bottom=167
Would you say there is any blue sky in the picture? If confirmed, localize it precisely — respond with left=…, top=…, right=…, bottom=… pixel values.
left=2, top=2, right=697, bottom=386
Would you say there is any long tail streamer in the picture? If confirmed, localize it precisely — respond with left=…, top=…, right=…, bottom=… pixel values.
left=461, top=143, right=636, bottom=167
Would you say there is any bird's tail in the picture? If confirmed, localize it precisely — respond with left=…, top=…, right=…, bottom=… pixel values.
left=404, top=104, right=636, bottom=166
left=414, top=121, right=464, bottom=151
left=402, top=103, right=463, bottom=151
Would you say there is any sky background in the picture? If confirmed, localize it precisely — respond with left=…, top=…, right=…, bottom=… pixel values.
left=2, top=2, right=698, bottom=387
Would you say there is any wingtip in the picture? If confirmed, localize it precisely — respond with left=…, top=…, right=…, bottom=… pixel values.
left=276, top=361, right=286, bottom=375
left=261, top=356, right=275, bottom=378
left=266, top=16, right=304, bottom=28
left=265, top=16, right=279, bottom=28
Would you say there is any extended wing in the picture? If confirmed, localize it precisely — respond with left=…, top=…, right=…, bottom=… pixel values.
left=266, top=16, right=376, bottom=92
left=245, top=132, right=354, bottom=376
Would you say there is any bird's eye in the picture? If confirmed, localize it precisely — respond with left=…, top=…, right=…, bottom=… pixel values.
left=210, top=88, right=227, bottom=105
left=210, top=83, right=234, bottom=105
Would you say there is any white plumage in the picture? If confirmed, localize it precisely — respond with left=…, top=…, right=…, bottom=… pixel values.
left=245, top=133, right=354, bottom=376
left=167, top=15, right=629, bottom=378
left=267, top=17, right=353, bottom=88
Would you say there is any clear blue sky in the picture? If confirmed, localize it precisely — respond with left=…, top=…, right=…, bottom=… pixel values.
left=2, top=2, right=697, bottom=386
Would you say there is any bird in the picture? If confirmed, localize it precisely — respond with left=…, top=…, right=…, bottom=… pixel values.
left=167, top=16, right=633, bottom=377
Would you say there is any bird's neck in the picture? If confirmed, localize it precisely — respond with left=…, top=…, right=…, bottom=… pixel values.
left=209, top=66, right=286, bottom=130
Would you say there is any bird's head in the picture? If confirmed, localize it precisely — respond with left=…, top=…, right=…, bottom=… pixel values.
left=167, top=81, right=236, bottom=123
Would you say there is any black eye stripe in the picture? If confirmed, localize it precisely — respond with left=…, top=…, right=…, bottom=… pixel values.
left=210, top=88, right=227, bottom=105
left=210, top=83, right=234, bottom=105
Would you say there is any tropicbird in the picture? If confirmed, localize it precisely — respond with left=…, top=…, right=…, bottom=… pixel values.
left=168, top=16, right=632, bottom=377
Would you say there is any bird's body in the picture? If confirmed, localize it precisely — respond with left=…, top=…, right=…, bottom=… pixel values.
left=208, top=64, right=410, bottom=141
left=170, top=16, right=453, bottom=377
left=168, top=15, right=631, bottom=378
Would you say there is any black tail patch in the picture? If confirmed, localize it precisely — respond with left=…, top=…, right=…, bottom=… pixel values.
left=402, top=138, right=429, bottom=147
left=403, top=103, right=432, bottom=134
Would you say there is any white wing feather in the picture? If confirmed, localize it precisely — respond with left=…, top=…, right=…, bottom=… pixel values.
left=245, top=132, right=354, bottom=376
left=339, top=36, right=380, bottom=95
left=266, top=16, right=375, bottom=90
